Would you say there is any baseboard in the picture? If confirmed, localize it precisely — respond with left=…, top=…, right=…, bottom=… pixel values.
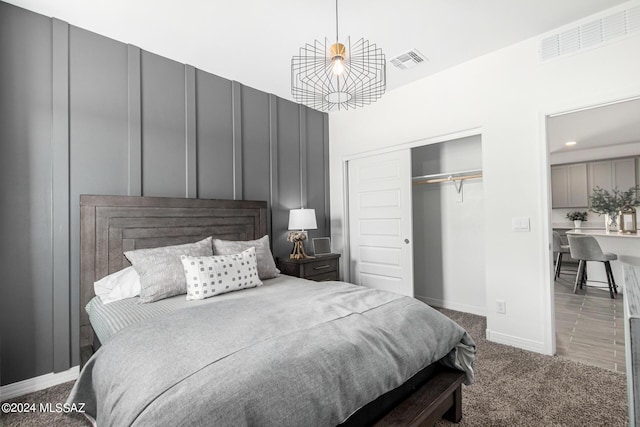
left=416, top=295, right=486, bottom=317
left=0, top=366, right=79, bottom=401
left=486, top=329, right=547, bottom=354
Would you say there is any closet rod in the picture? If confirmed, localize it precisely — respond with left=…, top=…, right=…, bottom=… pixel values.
left=412, top=169, right=483, bottom=186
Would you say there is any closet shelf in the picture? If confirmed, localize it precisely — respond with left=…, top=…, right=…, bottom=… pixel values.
left=412, top=169, right=483, bottom=186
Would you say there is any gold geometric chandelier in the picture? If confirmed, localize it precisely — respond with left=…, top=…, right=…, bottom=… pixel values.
left=291, top=0, right=386, bottom=112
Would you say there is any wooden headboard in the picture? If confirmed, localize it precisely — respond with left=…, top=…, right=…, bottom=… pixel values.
left=79, top=195, right=268, bottom=357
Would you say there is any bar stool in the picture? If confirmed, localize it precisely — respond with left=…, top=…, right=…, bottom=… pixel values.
left=567, top=234, right=618, bottom=298
left=552, top=231, right=571, bottom=280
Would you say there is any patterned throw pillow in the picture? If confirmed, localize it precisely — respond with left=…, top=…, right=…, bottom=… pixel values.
left=180, top=247, right=263, bottom=300
left=124, top=237, right=213, bottom=303
left=212, top=235, right=279, bottom=280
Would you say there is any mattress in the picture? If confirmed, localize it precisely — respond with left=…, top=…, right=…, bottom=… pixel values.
left=86, top=274, right=295, bottom=344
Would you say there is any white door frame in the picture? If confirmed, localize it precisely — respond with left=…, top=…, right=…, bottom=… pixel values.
left=539, top=91, right=640, bottom=356
left=342, top=127, right=483, bottom=283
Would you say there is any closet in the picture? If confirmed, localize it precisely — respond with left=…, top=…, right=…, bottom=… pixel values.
left=346, top=134, right=486, bottom=315
left=411, top=135, right=486, bottom=315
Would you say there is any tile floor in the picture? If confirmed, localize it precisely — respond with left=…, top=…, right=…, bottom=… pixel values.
left=555, top=268, right=626, bottom=373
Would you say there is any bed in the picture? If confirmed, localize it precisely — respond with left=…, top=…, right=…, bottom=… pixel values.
left=69, top=195, right=475, bottom=426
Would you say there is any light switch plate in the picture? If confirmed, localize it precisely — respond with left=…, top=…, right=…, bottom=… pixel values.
left=512, top=217, right=530, bottom=232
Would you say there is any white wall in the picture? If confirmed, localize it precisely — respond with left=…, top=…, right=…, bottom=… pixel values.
left=329, top=1, right=640, bottom=354
left=412, top=136, right=485, bottom=315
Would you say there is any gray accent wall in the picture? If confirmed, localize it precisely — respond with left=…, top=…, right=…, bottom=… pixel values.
left=0, top=1, right=330, bottom=386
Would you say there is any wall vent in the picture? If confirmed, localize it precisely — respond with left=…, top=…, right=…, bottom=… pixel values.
left=390, top=49, right=428, bottom=70
left=540, top=5, right=640, bottom=62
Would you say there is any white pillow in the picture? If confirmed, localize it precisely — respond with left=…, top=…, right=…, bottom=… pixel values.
left=180, top=247, right=263, bottom=301
left=93, top=266, right=141, bottom=304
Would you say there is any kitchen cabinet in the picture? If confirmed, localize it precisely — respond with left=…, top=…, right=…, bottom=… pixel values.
left=551, top=157, right=638, bottom=209
left=588, top=158, right=637, bottom=195
left=551, top=163, right=588, bottom=208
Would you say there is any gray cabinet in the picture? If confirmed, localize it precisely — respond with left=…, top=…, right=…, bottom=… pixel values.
left=613, top=158, right=636, bottom=190
left=551, top=163, right=588, bottom=208
left=588, top=158, right=637, bottom=194
left=552, top=158, right=638, bottom=209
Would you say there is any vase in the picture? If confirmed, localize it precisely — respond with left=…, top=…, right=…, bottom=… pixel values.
left=573, top=220, right=582, bottom=229
left=605, top=213, right=618, bottom=232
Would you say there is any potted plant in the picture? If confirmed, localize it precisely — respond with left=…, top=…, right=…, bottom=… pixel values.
left=589, top=186, right=639, bottom=231
left=566, top=211, right=588, bottom=228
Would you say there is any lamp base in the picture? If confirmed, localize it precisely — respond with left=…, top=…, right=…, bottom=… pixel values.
left=290, top=240, right=314, bottom=260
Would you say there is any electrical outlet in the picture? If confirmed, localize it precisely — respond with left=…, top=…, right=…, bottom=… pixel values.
left=496, top=300, right=506, bottom=314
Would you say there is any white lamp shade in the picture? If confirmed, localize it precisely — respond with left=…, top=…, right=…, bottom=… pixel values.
left=288, top=208, right=317, bottom=230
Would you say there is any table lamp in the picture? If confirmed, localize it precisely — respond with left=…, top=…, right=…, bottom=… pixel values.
left=288, top=208, right=317, bottom=259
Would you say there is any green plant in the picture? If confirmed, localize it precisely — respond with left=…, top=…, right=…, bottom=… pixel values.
left=566, top=211, right=588, bottom=221
left=589, top=186, right=639, bottom=216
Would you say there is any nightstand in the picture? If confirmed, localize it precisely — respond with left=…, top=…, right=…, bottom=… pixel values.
left=277, top=253, right=340, bottom=282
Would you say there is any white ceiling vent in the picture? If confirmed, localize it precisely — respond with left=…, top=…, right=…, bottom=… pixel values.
left=540, top=5, right=640, bottom=62
left=390, top=49, right=428, bottom=70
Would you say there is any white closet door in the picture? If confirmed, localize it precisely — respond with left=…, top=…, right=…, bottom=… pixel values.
left=347, top=149, right=413, bottom=296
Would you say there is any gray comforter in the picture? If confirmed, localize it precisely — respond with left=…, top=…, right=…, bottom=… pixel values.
left=68, top=279, right=475, bottom=427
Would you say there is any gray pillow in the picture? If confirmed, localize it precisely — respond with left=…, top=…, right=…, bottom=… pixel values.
left=212, top=235, right=279, bottom=280
left=125, top=237, right=213, bottom=303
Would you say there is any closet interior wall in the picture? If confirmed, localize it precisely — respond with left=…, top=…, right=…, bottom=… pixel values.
left=411, top=135, right=486, bottom=315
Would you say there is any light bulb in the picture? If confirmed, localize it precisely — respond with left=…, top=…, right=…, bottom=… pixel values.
left=332, top=58, right=345, bottom=76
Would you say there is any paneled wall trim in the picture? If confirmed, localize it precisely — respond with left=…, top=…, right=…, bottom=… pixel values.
left=51, top=18, right=71, bottom=373
left=127, top=45, right=142, bottom=196
left=0, top=2, right=330, bottom=386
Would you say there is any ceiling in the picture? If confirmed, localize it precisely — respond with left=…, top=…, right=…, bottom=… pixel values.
left=6, top=0, right=630, bottom=105
left=547, top=98, right=640, bottom=153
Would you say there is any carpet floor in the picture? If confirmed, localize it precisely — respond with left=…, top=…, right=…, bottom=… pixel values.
left=433, top=308, right=627, bottom=427
left=1, top=309, right=627, bottom=427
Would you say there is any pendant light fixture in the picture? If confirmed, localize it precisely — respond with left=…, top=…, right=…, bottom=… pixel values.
left=291, top=0, right=386, bottom=111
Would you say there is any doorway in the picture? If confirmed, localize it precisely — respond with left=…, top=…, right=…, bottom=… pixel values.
left=547, top=97, right=640, bottom=372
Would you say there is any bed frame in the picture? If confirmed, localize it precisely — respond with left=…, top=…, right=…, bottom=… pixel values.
left=79, top=194, right=465, bottom=426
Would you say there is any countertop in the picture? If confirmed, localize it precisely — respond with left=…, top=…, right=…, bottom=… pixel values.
left=620, top=256, right=640, bottom=426
left=621, top=256, right=640, bottom=318
left=553, top=223, right=605, bottom=230
left=566, top=229, right=640, bottom=238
